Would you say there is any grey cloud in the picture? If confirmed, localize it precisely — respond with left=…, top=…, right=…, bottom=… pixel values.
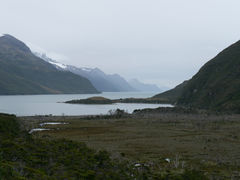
left=1, top=0, right=240, bottom=88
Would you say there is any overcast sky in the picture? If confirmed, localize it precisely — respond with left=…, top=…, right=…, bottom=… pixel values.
left=1, top=0, right=240, bottom=88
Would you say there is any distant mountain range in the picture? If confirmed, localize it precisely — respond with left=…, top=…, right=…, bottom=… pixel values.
left=35, top=52, right=161, bottom=92
left=0, top=34, right=99, bottom=95
left=128, top=79, right=161, bottom=92
left=0, top=34, right=161, bottom=95
left=154, top=39, right=240, bottom=112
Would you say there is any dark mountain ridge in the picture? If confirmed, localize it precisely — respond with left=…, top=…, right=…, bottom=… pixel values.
left=35, top=52, right=137, bottom=92
left=153, top=81, right=188, bottom=104
left=154, top=40, right=240, bottom=112
left=0, top=34, right=99, bottom=95
left=177, top=40, right=240, bottom=112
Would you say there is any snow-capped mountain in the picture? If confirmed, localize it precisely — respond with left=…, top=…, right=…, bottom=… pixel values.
left=0, top=35, right=98, bottom=95
left=34, top=52, right=67, bottom=70
left=34, top=52, right=162, bottom=93
left=34, top=52, right=136, bottom=92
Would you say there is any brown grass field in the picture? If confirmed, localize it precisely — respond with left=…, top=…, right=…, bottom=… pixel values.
left=20, top=112, right=240, bottom=178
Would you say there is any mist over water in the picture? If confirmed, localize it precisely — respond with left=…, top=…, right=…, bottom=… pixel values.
left=0, top=92, right=172, bottom=116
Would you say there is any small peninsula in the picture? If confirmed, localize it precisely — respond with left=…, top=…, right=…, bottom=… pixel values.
left=65, top=96, right=172, bottom=105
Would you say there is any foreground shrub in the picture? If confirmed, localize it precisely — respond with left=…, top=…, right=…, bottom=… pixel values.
left=0, top=114, right=208, bottom=179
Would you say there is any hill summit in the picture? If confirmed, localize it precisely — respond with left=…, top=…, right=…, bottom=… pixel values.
left=0, top=34, right=99, bottom=95
left=155, top=40, right=240, bottom=112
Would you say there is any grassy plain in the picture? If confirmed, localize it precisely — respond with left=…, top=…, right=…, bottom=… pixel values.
left=20, top=112, right=240, bottom=178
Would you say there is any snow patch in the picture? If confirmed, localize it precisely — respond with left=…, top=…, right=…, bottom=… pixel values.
left=33, top=51, right=68, bottom=70
left=165, top=158, right=171, bottom=163
left=81, top=67, right=93, bottom=72
left=134, top=163, right=141, bottom=167
left=27, top=42, right=69, bottom=62
left=0, top=34, right=4, bottom=37
left=48, top=61, right=67, bottom=69
left=29, top=128, right=50, bottom=134
left=40, top=122, right=68, bottom=126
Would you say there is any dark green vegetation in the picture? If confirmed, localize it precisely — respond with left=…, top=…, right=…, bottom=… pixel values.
left=65, top=96, right=170, bottom=104
left=0, top=34, right=99, bottom=95
left=66, top=96, right=114, bottom=104
left=116, top=98, right=171, bottom=104
left=133, top=106, right=200, bottom=114
left=153, top=81, right=188, bottom=104
left=155, top=40, right=240, bottom=112
left=0, top=114, right=135, bottom=179
left=0, top=113, right=209, bottom=179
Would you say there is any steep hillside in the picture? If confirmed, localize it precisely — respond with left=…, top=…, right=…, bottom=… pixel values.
left=35, top=52, right=136, bottom=92
left=67, top=67, right=126, bottom=92
left=155, top=40, right=240, bottom=112
left=177, top=40, right=240, bottom=112
left=129, top=78, right=161, bottom=92
left=0, top=35, right=98, bottom=95
left=153, top=81, right=188, bottom=104
left=107, top=73, right=135, bottom=92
